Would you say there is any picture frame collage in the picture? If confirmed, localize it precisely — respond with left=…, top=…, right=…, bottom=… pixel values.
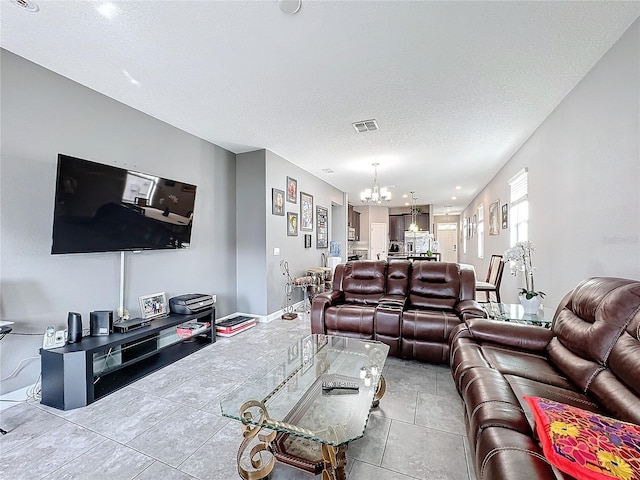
left=272, top=176, right=328, bottom=249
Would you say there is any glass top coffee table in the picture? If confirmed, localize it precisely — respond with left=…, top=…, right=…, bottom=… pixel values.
left=220, top=334, right=389, bottom=480
left=484, top=302, right=555, bottom=328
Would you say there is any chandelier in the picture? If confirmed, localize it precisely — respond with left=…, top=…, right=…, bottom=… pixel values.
left=360, top=163, right=391, bottom=204
left=408, top=191, right=419, bottom=232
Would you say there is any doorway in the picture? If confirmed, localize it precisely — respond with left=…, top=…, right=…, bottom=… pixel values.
left=437, top=223, right=458, bottom=263
left=370, top=222, right=387, bottom=261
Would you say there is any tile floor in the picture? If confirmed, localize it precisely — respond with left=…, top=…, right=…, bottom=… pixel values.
left=0, top=314, right=476, bottom=480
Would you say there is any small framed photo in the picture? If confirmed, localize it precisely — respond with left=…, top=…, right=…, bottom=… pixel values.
left=286, top=177, right=297, bottom=203
left=316, top=206, right=328, bottom=248
left=489, top=200, right=500, bottom=235
left=272, top=188, right=285, bottom=216
left=300, top=192, right=313, bottom=231
left=304, top=234, right=312, bottom=248
left=287, top=212, right=298, bottom=236
left=139, top=292, right=168, bottom=320
left=502, top=203, right=509, bottom=229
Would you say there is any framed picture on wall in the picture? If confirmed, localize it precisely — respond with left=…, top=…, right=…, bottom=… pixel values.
left=304, top=234, right=312, bottom=248
left=316, top=205, right=328, bottom=248
left=489, top=200, right=500, bottom=235
left=287, top=212, right=298, bottom=236
left=272, top=188, right=285, bottom=216
left=300, top=192, right=313, bottom=231
left=502, top=203, right=509, bottom=229
left=286, top=177, right=297, bottom=203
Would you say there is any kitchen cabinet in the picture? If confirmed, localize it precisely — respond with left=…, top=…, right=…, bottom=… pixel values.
left=389, top=215, right=404, bottom=241
left=404, top=213, right=429, bottom=232
left=347, top=205, right=360, bottom=241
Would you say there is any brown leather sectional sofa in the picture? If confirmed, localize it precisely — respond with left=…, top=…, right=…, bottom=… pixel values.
left=450, top=277, right=640, bottom=480
left=313, top=263, right=640, bottom=480
left=311, top=259, right=485, bottom=362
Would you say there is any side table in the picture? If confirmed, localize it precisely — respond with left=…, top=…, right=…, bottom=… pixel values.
left=484, top=302, right=554, bottom=328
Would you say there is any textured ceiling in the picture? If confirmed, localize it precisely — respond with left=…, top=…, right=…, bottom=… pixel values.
left=2, top=1, right=639, bottom=212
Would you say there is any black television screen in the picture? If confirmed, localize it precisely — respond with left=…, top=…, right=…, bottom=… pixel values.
left=51, top=154, right=197, bottom=254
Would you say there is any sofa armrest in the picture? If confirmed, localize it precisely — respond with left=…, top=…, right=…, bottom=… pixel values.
left=464, top=318, right=554, bottom=353
left=311, top=291, right=344, bottom=334
left=455, top=299, right=486, bottom=321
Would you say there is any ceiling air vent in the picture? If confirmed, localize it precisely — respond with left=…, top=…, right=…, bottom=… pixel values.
left=352, top=119, right=379, bottom=133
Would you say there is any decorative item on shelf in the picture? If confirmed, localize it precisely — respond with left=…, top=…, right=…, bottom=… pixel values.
left=503, top=241, right=545, bottom=314
left=280, top=260, right=298, bottom=320
left=360, top=162, right=391, bottom=204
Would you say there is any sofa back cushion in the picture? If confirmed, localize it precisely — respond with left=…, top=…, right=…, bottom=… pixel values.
left=549, top=277, right=640, bottom=422
left=587, top=301, right=640, bottom=424
left=407, top=261, right=460, bottom=310
left=342, top=260, right=387, bottom=305
left=552, top=278, right=640, bottom=364
left=386, top=260, right=411, bottom=296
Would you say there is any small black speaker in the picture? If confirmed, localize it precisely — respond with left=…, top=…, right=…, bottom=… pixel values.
left=90, top=310, right=113, bottom=336
left=67, top=312, right=82, bottom=343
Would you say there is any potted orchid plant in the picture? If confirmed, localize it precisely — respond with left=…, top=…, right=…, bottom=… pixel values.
left=503, top=241, right=545, bottom=314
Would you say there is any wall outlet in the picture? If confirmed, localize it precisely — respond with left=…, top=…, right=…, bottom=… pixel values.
left=274, top=248, right=280, bottom=256
left=212, top=295, right=217, bottom=303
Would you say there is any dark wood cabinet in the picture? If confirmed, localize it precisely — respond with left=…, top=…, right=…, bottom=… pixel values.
left=389, top=215, right=404, bottom=241
left=348, top=205, right=360, bottom=240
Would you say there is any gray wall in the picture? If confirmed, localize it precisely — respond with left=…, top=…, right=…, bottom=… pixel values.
left=235, top=151, right=268, bottom=314
left=0, top=50, right=238, bottom=394
left=460, top=19, right=640, bottom=309
left=265, top=150, right=344, bottom=314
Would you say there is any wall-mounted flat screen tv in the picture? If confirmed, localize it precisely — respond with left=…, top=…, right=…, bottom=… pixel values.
left=51, top=154, right=197, bottom=254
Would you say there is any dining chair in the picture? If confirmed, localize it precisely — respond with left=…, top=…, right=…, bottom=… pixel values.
left=476, top=254, right=504, bottom=302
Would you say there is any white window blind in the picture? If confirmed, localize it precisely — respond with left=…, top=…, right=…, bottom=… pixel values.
left=509, top=168, right=528, bottom=245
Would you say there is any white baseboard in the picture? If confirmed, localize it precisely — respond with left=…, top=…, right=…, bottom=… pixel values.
left=0, top=385, right=36, bottom=412
left=216, top=301, right=305, bottom=324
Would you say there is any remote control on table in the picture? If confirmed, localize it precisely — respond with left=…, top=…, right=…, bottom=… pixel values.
left=322, top=381, right=359, bottom=393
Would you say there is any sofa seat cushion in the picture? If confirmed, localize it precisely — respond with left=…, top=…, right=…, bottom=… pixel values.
left=402, top=309, right=461, bottom=342
left=481, top=345, right=575, bottom=390
left=324, top=305, right=375, bottom=338
left=523, top=396, right=640, bottom=480
left=400, top=308, right=462, bottom=362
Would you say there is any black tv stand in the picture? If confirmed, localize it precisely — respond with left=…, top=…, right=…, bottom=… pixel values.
left=40, top=308, right=215, bottom=410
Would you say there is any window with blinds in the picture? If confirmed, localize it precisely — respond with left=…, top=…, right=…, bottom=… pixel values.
left=477, top=204, right=484, bottom=259
left=509, top=168, right=528, bottom=246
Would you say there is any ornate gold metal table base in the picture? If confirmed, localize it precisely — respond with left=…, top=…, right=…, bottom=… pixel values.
left=235, top=376, right=387, bottom=479
left=321, top=444, right=348, bottom=480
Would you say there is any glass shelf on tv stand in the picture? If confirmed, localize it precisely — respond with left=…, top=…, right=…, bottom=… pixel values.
left=92, top=322, right=211, bottom=377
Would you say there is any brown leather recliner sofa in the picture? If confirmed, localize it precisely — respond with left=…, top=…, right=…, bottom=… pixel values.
left=311, top=259, right=485, bottom=363
left=449, top=277, right=640, bottom=480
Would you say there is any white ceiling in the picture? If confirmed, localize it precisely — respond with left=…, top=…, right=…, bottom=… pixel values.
left=2, top=1, right=639, bottom=213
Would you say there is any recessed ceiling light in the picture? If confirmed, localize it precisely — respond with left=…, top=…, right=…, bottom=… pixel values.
left=97, top=2, right=120, bottom=19
left=404, top=202, right=410, bottom=206
left=278, top=0, right=301, bottom=15
left=455, top=185, right=462, bottom=190
left=10, top=0, right=39, bottom=13
left=451, top=196, right=457, bottom=200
